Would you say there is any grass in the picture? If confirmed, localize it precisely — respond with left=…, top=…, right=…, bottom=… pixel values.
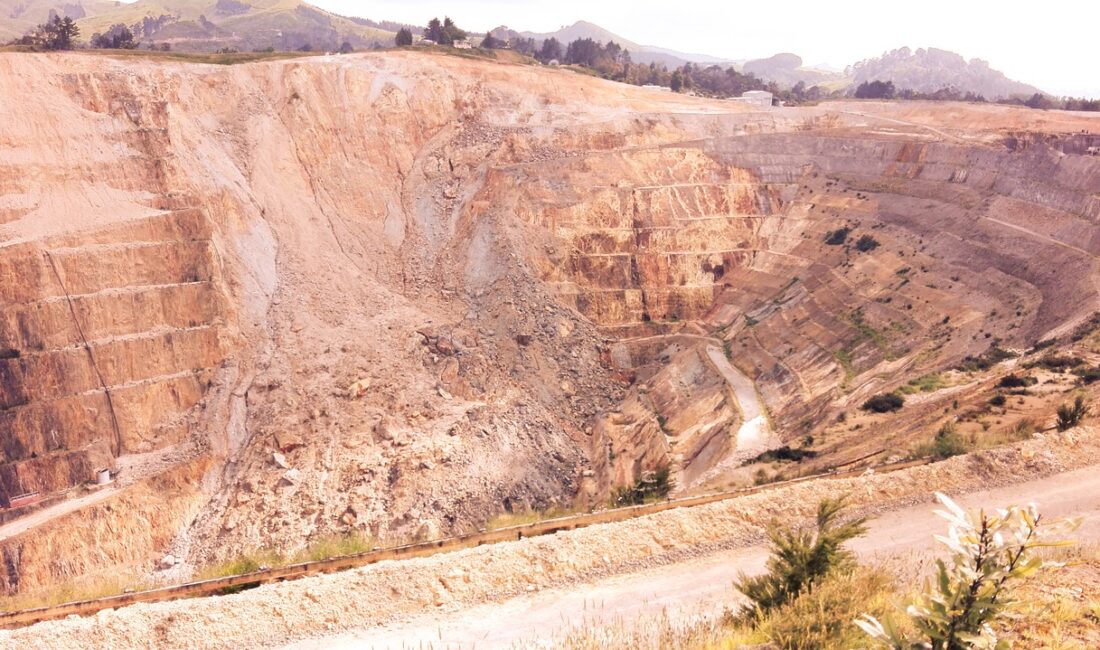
left=195, top=531, right=379, bottom=582
left=0, top=572, right=150, bottom=613
left=898, top=372, right=946, bottom=394
left=485, top=507, right=575, bottom=531
left=834, top=349, right=856, bottom=386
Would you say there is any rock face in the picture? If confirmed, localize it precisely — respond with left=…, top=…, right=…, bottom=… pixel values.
left=0, top=51, right=1098, bottom=593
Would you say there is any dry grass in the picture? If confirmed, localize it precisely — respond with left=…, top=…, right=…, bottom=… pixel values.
left=0, top=572, right=150, bottom=613
left=486, top=507, right=576, bottom=531
left=195, top=531, right=379, bottom=581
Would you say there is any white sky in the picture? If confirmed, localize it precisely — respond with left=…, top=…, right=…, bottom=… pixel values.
left=310, top=0, right=1098, bottom=97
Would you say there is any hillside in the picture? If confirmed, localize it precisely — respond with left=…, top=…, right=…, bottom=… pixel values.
left=742, top=52, right=843, bottom=87
left=848, top=46, right=1042, bottom=98
left=0, top=0, right=115, bottom=40
left=0, top=0, right=395, bottom=51
left=516, top=20, right=731, bottom=67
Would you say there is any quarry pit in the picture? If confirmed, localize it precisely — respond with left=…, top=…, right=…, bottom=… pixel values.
left=0, top=49, right=1098, bottom=611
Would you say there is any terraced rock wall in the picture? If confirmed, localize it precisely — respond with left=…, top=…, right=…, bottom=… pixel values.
left=0, top=210, right=228, bottom=506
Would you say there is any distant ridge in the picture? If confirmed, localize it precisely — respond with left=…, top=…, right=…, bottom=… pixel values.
left=847, top=47, right=1042, bottom=98
left=516, top=20, right=732, bottom=68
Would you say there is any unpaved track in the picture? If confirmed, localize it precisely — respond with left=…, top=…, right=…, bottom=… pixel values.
left=0, top=487, right=117, bottom=543
left=286, top=465, right=1100, bottom=649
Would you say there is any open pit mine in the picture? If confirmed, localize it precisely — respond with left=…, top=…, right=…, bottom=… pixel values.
left=0, top=49, right=1098, bottom=630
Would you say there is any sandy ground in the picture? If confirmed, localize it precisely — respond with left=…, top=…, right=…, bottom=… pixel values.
left=285, top=464, right=1100, bottom=649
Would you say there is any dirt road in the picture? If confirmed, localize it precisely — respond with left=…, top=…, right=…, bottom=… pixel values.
left=704, top=345, right=780, bottom=460
left=0, top=487, right=117, bottom=544
left=284, top=464, right=1100, bottom=650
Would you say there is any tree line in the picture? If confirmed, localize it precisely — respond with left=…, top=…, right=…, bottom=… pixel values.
left=854, top=79, right=1100, bottom=112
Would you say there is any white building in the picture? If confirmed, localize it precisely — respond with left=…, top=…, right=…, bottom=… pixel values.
left=731, top=90, right=774, bottom=109
left=453, top=39, right=473, bottom=50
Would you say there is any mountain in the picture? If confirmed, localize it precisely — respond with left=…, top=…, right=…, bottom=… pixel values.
left=742, top=52, right=843, bottom=87
left=0, top=0, right=115, bottom=40
left=0, top=0, right=397, bottom=51
left=847, top=47, right=1042, bottom=98
left=516, top=20, right=731, bottom=68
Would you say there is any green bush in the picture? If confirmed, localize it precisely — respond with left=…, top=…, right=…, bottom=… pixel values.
left=855, top=235, right=880, bottom=252
left=737, top=497, right=867, bottom=617
left=862, top=393, right=904, bottom=413
left=1056, top=394, right=1090, bottom=431
left=858, top=494, right=1079, bottom=649
left=825, top=227, right=851, bottom=245
left=1073, top=365, right=1100, bottom=384
left=611, top=466, right=674, bottom=506
left=988, top=394, right=1006, bottom=407
left=997, top=373, right=1035, bottom=389
left=955, top=346, right=1016, bottom=372
left=930, top=422, right=969, bottom=460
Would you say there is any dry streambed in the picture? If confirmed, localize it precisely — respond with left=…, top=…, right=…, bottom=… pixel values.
left=2, top=428, right=1095, bottom=650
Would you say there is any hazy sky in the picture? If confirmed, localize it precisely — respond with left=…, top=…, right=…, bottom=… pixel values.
left=310, top=0, right=1098, bottom=97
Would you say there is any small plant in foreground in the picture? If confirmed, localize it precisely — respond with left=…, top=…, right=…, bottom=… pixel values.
left=857, top=493, right=1080, bottom=650
left=1056, top=394, right=1090, bottom=431
left=738, top=497, right=867, bottom=616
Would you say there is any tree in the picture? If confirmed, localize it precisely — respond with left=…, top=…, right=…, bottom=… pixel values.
left=29, top=15, right=80, bottom=51
left=423, top=18, right=442, bottom=43
left=538, top=37, right=562, bottom=63
left=439, top=16, right=466, bottom=46
left=855, top=80, right=896, bottom=99
left=737, top=497, right=868, bottom=616
left=338, top=41, right=353, bottom=54
left=480, top=33, right=501, bottom=49
left=394, top=28, right=413, bottom=47
left=858, top=493, right=1079, bottom=649
left=91, top=24, right=136, bottom=50
left=670, top=69, right=684, bottom=92
left=1025, top=92, right=1054, bottom=110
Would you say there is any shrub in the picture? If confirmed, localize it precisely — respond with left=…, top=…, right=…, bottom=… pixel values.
left=1032, top=354, right=1082, bottom=371
left=988, top=394, right=1006, bottom=407
left=862, top=393, right=904, bottom=413
left=1056, top=394, right=1090, bottom=431
left=769, top=568, right=895, bottom=650
left=855, top=235, right=880, bottom=252
left=858, top=493, right=1079, bottom=649
left=996, top=373, right=1035, bottom=389
left=611, top=466, right=674, bottom=506
left=1073, top=365, right=1100, bottom=384
left=737, top=497, right=867, bottom=616
left=955, top=346, right=1016, bottom=372
left=749, top=445, right=818, bottom=464
left=929, top=422, right=969, bottom=460
left=825, top=227, right=851, bottom=245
